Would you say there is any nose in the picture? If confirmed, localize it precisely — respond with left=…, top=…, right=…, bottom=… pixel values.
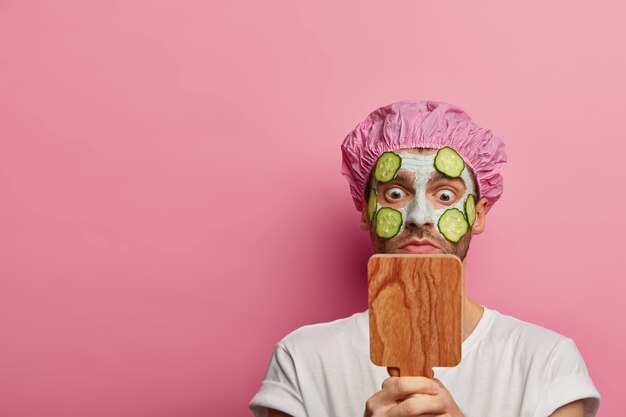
left=404, top=198, right=436, bottom=228
left=405, top=212, right=435, bottom=229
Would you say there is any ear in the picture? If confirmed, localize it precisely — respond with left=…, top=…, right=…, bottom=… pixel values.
left=471, top=197, right=488, bottom=235
left=359, top=207, right=370, bottom=231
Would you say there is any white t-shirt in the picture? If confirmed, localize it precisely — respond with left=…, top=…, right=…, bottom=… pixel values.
left=249, top=306, right=600, bottom=417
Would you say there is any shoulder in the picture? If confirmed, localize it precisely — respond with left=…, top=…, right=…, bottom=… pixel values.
left=278, top=310, right=368, bottom=358
left=486, top=308, right=597, bottom=387
left=486, top=308, right=571, bottom=361
left=481, top=308, right=600, bottom=415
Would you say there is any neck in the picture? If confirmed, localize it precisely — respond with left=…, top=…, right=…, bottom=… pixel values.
left=461, top=257, right=484, bottom=341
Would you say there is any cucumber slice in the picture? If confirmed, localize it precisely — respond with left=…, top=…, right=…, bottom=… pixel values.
left=434, top=147, right=465, bottom=178
left=464, top=194, right=476, bottom=227
left=437, top=208, right=469, bottom=243
left=375, top=207, right=402, bottom=239
left=367, top=188, right=377, bottom=221
left=374, top=152, right=402, bottom=182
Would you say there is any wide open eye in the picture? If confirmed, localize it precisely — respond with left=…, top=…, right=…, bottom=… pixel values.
left=384, top=187, right=407, bottom=201
left=436, top=189, right=455, bottom=203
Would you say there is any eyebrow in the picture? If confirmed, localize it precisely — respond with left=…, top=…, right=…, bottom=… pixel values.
left=429, top=171, right=466, bottom=185
left=389, top=172, right=414, bottom=188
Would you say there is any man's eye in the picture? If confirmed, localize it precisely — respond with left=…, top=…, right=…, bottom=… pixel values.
left=437, top=190, right=455, bottom=202
left=384, top=187, right=407, bottom=200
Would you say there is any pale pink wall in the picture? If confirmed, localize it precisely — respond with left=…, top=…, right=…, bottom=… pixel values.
left=0, top=0, right=623, bottom=416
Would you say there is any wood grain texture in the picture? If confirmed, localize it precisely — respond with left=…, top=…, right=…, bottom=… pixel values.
left=368, top=254, right=463, bottom=377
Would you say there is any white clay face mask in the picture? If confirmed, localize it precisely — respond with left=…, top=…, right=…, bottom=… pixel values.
left=367, top=147, right=477, bottom=242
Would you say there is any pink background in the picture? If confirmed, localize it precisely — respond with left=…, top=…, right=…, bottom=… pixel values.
left=0, top=0, right=623, bottom=416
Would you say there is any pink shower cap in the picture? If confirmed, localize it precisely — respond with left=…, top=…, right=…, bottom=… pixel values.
left=341, top=100, right=507, bottom=214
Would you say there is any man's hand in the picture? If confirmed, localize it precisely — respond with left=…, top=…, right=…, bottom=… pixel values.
left=363, top=367, right=464, bottom=417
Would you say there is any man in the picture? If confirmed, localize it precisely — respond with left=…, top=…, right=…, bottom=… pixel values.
left=249, top=100, right=600, bottom=417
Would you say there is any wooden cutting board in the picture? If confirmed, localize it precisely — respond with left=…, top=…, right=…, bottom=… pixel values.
left=368, top=254, right=463, bottom=377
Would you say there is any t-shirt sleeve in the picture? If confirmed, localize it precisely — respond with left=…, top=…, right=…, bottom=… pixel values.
left=248, top=342, right=306, bottom=417
left=532, top=338, right=601, bottom=417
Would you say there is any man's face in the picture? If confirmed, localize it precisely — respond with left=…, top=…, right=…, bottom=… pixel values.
left=362, top=148, right=480, bottom=260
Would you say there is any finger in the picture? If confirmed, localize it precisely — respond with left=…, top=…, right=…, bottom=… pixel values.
left=432, top=378, right=448, bottom=395
left=380, top=376, right=439, bottom=403
left=387, top=366, right=400, bottom=377
left=387, top=393, right=446, bottom=417
left=364, top=391, right=395, bottom=416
